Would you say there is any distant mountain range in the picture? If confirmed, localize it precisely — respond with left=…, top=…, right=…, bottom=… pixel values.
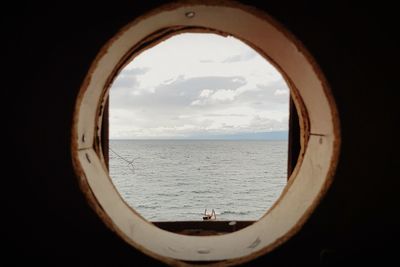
left=111, top=131, right=289, bottom=141
left=185, top=131, right=288, bottom=140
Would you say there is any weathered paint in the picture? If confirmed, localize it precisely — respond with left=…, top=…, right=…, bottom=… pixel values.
left=71, top=1, right=340, bottom=265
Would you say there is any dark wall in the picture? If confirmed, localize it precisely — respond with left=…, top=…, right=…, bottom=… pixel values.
left=3, top=1, right=399, bottom=266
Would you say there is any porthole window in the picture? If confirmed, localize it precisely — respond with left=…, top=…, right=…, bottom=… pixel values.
left=107, top=32, right=290, bottom=226
left=72, top=2, right=340, bottom=265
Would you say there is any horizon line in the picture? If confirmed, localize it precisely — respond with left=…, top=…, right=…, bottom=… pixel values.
left=109, top=138, right=288, bottom=140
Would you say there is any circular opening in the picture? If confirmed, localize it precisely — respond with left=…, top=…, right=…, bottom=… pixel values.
left=108, top=32, right=290, bottom=226
left=72, top=2, right=340, bottom=265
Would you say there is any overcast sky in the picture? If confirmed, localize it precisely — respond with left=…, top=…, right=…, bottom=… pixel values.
left=109, top=33, right=289, bottom=139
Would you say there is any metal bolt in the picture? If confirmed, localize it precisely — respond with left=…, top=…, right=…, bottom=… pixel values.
left=185, top=11, right=195, bottom=18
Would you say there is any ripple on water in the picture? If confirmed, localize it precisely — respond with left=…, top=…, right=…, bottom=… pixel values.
left=109, top=140, right=287, bottom=221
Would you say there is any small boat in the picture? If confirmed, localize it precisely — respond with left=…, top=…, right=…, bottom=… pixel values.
left=203, top=209, right=216, bottom=220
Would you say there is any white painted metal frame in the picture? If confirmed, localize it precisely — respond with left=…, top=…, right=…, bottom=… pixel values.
left=72, top=2, right=340, bottom=265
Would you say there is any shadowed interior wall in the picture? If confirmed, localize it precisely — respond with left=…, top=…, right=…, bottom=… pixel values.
left=2, top=1, right=399, bottom=265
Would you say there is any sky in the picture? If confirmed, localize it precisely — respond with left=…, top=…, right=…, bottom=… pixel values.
left=109, top=33, right=290, bottom=139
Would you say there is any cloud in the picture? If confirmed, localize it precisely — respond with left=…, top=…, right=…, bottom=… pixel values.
left=222, top=50, right=258, bottom=63
left=210, top=89, right=236, bottom=101
left=199, top=89, right=213, bottom=98
left=222, top=54, right=242, bottom=63
left=274, top=89, right=289, bottom=96
left=191, top=88, right=238, bottom=106
left=122, top=67, right=149, bottom=75
left=204, top=113, right=248, bottom=117
left=249, top=115, right=288, bottom=131
left=112, top=75, right=247, bottom=110
left=112, top=67, right=148, bottom=87
left=190, top=99, right=202, bottom=106
left=199, top=59, right=215, bottom=63
left=111, top=72, right=139, bottom=89
left=109, top=33, right=290, bottom=139
left=110, top=67, right=150, bottom=99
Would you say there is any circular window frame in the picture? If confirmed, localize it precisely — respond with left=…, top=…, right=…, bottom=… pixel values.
left=72, top=2, right=340, bottom=266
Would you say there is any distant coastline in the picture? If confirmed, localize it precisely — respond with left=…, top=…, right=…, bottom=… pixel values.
left=110, top=131, right=288, bottom=141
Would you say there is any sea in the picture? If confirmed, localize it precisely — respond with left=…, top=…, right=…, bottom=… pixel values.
left=109, top=140, right=287, bottom=221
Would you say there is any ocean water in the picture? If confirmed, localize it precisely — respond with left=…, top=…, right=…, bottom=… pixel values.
left=109, top=140, right=287, bottom=221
